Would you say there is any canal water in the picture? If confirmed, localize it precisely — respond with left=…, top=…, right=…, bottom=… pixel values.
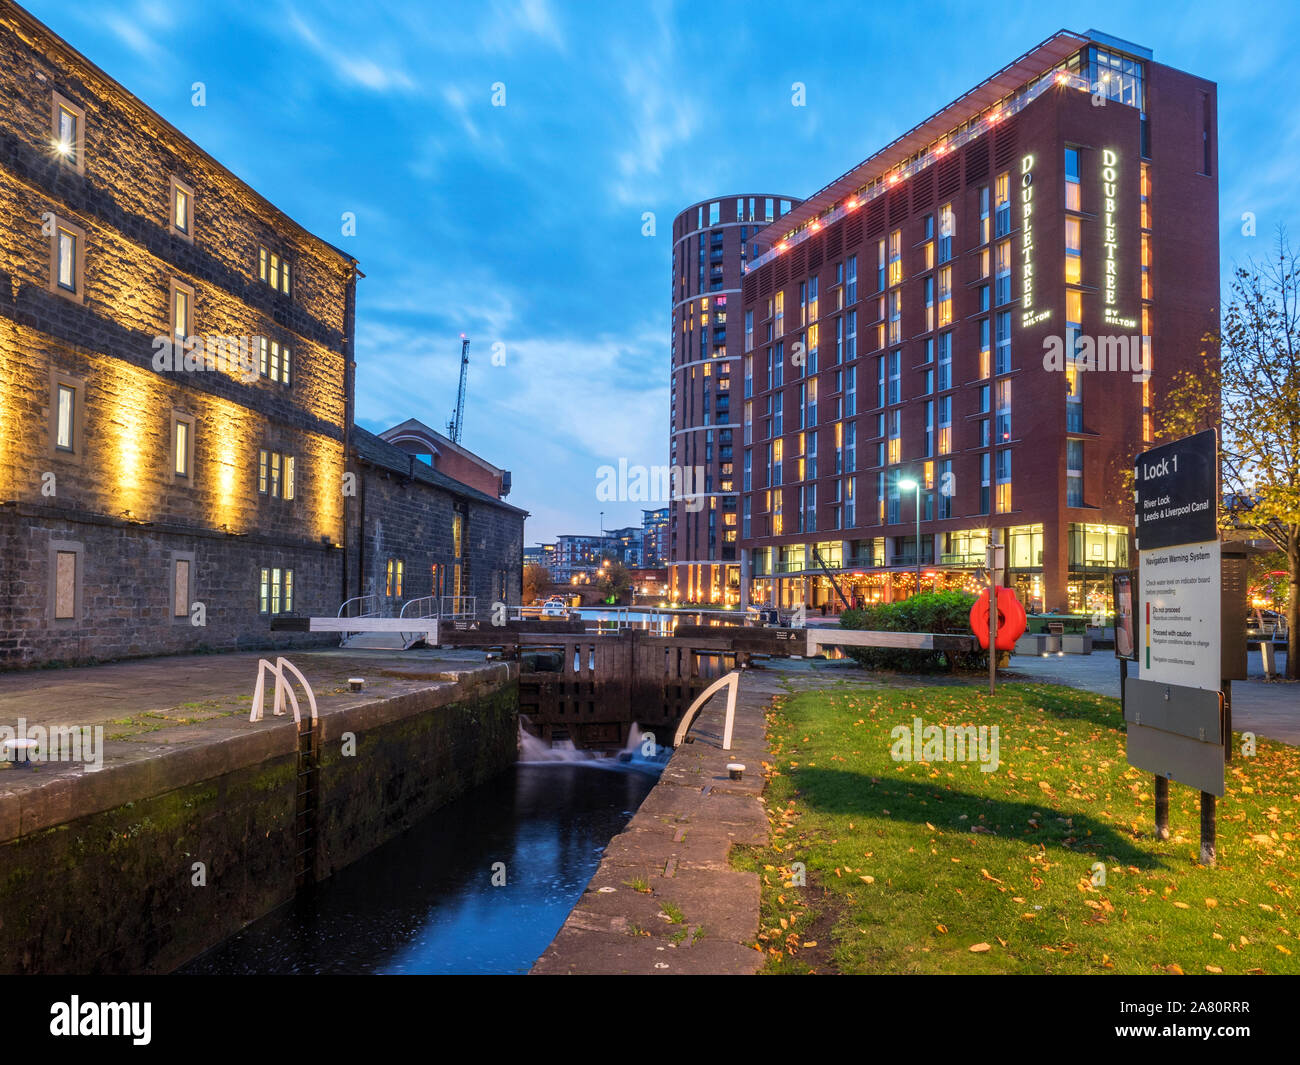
left=180, top=742, right=664, bottom=975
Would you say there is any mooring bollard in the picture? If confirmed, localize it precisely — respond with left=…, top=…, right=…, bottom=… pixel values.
left=348, top=677, right=365, bottom=692
left=727, top=763, right=745, bottom=781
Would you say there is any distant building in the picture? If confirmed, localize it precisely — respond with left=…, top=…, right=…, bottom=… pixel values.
left=641, top=507, right=669, bottom=568
left=606, top=526, right=643, bottom=567
left=554, top=534, right=617, bottom=581
left=523, top=545, right=553, bottom=569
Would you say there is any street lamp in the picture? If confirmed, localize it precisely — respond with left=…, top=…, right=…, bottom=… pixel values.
left=898, top=477, right=921, bottom=597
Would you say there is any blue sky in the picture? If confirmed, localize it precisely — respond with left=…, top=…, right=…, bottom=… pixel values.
left=25, top=0, right=1300, bottom=544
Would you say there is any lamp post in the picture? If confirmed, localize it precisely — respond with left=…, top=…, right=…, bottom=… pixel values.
left=899, top=477, right=921, bottom=597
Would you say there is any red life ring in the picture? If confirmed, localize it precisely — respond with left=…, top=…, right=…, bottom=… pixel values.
left=969, top=588, right=1028, bottom=651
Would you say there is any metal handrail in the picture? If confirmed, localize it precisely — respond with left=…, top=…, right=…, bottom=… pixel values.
left=338, top=594, right=380, bottom=645
left=399, top=596, right=439, bottom=648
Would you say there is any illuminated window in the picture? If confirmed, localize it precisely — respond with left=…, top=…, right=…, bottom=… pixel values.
left=775, top=290, right=784, bottom=336
left=172, top=412, right=195, bottom=478
left=259, top=567, right=295, bottom=615
left=938, top=203, right=954, bottom=263
left=995, top=240, right=1011, bottom=304
left=979, top=318, right=991, bottom=378
left=258, top=450, right=295, bottom=500
left=888, top=229, right=902, bottom=286
left=1140, top=164, right=1151, bottom=230
left=995, top=172, right=1010, bottom=237
left=258, top=337, right=292, bottom=386
left=51, top=92, right=85, bottom=173
left=888, top=290, right=901, bottom=344
left=170, top=279, right=194, bottom=340
left=170, top=176, right=194, bottom=240
left=55, top=383, right=75, bottom=452
left=1066, top=288, right=1083, bottom=326
left=979, top=186, right=990, bottom=244
left=1065, top=147, right=1081, bottom=211
left=386, top=558, right=405, bottom=597
left=938, top=266, right=952, bottom=327
left=877, top=239, right=886, bottom=291
left=1065, top=217, right=1082, bottom=284
left=49, top=216, right=85, bottom=300
left=1141, top=233, right=1152, bottom=299
left=258, top=245, right=292, bottom=295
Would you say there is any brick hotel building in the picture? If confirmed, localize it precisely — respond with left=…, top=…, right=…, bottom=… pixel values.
left=668, top=194, right=799, bottom=605
left=733, top=29, right=1218, bottom=615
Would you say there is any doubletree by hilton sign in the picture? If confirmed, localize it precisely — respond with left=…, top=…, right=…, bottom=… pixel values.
left=1020, top=154, right=1051, bottom=328
left=1100, top=148, right=1136, bottom=329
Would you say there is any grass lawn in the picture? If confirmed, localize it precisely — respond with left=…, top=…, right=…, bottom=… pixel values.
left=734, top=680, right=1300, bottom=974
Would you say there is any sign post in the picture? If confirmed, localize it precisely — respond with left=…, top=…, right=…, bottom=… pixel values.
left=986, top=538, right=1004, bottom=695
left=1128, top=429, right=1222, bottom=864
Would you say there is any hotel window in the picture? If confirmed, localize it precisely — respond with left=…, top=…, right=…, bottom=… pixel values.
left=888, top=350, right=901, bottom=404
left=846, top=309, right=857, bottom=360
left=847, top=255, right=857, bottom=303
left=875, top=355, right=886, bottom=408
left=170, top=279, right=195, bottom=340
left=923, top=400, right=934, bottom=457
left=744, top=310, right=753, bottom=352
left=799, top=282, right=807, bottom=327
left=979, top=186, right=990, bottom=244
left=258, top=245, right=292, bottom=295
left=1065, top=217, right=1082, bottom=284
left=257, top=449, right=296, bottom=500
left=1141, top=234, right=1152, bottom=299
left=979, top=453, right=991, bottom=514
left=877, top=239, right=886, bottom=291
left=938, top=266, right=952, bottom=327
left=772, top=437, right=783, bottom=486
left=995, top=172, right=1010, bottom=237
left=844, top=476, right=855, bottom=528
left=172, top=411, right=195, bottom=479
left=49, top=216, right=86, bottom=300
left=937, top=459, right=953, bottom=520
left=773, top=391, right=783, bottom=436
left=995, top=311, right=1011, bottom=375
left=51, top=92, right=85, bottom=173
left=259, top=567, right=294, bottom=615
left=887, top=469, right=900, bottom=525
left=1067, top=439, right=1084, bottom=507
left=995, top=450, right=1012, bottom=514
left=980, top=418, right=991, bottom=447
left=938, top=331, right=952, bottom=391
left=995, top=239, right=1011, bottom=305
left=774, top=290, right=784, bottom=336
left=258, top=337, right=292, bottom=385
left=876, top=295, right=885, bottom=350
left=978, top=384, right=990, bottom=414
left=979, top=318, right=991, bottom=378
left=1066, top=288, right=1083, bottom=329
left=386, top=558, right=405, bottom=598
left=876, top=471, right=886, bottom=523
left=742, top=496, right=751, bottom=539
left=888, top=290, right=901, bottom=344
left=1140, top=164, right=1152, bottom=230
left=743, top=449, right=752, bottom=491
left=845, top=423, right=856, bottom=474
left=743, top=399, right=752, bottom=445
left=887, top=409, right=901, bottom=465
left=1065, top=147, right=1081, bottom=212
left=888, top=229, right=902, bottom=286
left=170, top=176, right=194, bottom=240
left=924, top=276, right=935, bottom=332
left=846, top=365, right=857, bottom=416
left=709, top=202, right=720, bottom=225
left=938, top=396, right=952, bottom=455
left=996, top=379, right=1012, bottom=443
left=808, top=276, right=818, bottom=322
left=938, top=203, right=954, bottom=264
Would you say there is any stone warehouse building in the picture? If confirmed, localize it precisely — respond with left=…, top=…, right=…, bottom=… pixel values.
left=347, top=427, right=525, bottom=617
left=0, top=2, right=525, bottom=667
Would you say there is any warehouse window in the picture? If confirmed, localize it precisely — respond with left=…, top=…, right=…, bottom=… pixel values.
left=170, top=176, right=195, bottom=240
left=48, top=216, right=86, bottom=300
left=51, top=92, right=85, bottom=173
left=259, top=567, right=294, bottom=615
left=258, top=245, right=292, bottom=295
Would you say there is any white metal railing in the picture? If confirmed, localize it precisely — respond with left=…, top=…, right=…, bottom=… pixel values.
left=399, top=596, right=439, bottom=647
left=440, top=596, right=476, bottom=620
left=337, top=594, right=380, bottom=644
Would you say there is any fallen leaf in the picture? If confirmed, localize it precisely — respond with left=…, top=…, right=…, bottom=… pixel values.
left=969, top=942, right=991, bottom=953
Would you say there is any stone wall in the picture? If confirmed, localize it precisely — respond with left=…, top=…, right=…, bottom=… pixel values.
left=0, top=669, right=519, bottom=974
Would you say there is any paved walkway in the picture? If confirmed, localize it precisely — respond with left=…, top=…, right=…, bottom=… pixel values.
left=532, top=667, right=781, bottom=974
left=1001, top=649, right=1299, bottom=746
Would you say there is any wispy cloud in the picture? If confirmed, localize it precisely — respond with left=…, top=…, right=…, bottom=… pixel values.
left=285, top=9, right=417, bottom=93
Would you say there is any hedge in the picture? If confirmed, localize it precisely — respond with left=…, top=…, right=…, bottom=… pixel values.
left=838, top=590, right=987, bottom=672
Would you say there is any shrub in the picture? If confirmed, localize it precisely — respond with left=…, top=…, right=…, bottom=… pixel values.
left=838, top=590, right=986, bottom=672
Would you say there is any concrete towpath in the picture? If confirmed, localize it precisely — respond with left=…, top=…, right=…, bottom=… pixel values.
left=531, top=667, right=784, bottom=975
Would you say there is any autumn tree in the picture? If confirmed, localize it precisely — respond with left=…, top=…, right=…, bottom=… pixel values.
left=522, top=563, right=550, bottom=604
left=1158, top=231, right=1300, bottom=677
left=597, top=560, right=632, bottom=603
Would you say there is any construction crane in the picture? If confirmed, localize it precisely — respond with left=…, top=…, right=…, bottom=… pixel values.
left=446, top=334, right=470, bottom=444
